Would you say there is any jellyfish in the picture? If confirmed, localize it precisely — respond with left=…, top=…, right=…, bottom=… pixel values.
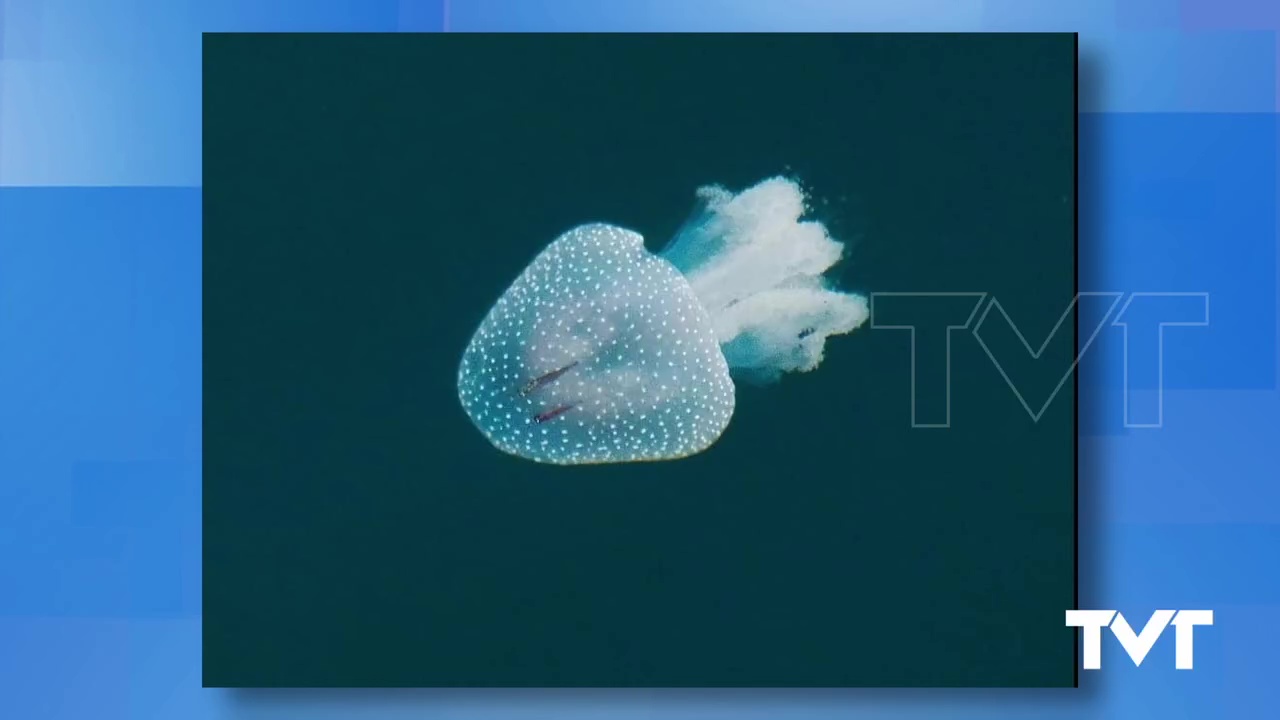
left=456, top=177, right=869, bottom=465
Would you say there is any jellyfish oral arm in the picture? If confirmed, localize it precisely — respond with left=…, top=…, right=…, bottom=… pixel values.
left=715, top=285, right=869, bottom=381
left=659, top=177, right=870, bottom=381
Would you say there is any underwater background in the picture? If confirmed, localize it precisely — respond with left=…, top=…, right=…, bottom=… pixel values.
left=204, top=33, right=1076, bottom=687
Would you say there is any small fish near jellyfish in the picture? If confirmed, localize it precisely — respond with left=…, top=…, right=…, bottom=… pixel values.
left=456, top=177, right=870, bottom=465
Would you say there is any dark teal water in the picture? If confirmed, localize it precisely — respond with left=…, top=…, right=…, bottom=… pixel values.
left=204, top=33, right=1076, bottom=687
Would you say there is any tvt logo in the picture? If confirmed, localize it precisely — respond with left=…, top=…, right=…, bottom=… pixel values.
left=1066, top=609, right=1214, bottom=669
left=870, top=292, right=1210, bottom=427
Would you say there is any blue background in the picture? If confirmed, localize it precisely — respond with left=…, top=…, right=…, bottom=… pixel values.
left=0, top=0, right=1276, bottom=718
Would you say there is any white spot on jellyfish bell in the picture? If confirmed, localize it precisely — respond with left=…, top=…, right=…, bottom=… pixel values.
left=457, top=223, right=735, bottom=465
left=458, top=177, right=870, bottom=465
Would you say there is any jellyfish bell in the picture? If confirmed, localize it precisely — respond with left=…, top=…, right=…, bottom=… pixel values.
left=457, top=177, right=870, bottom=465
left=456, top=223, right=736, bottom=465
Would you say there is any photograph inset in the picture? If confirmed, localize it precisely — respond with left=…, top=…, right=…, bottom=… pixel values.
left=204, top=32, right=1078, bottom=688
